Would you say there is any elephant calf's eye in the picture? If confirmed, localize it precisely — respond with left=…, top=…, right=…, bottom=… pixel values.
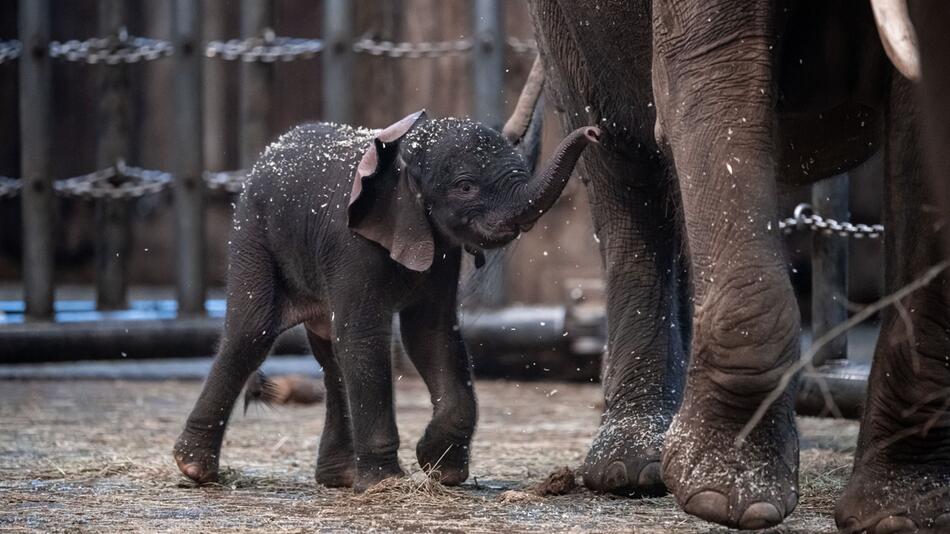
left=453, top=179, right=478, bottom=196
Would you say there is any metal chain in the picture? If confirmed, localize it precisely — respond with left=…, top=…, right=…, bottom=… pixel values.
left=206, top=28, right=323, bottom=62
left=779, top=202, right=884, bottom=239
left=53, top=160, right=172, bottom=200
left=0, top=40, right=22, bottom=64
left=0, top=176, right=22, bottom=199
left=203, top=170, right=247, bottom=193
left=506, top=37, right=537, bottom=54
left=49, top=27, right=172, bottom=65
left=353, top=37, right=474, bottom=58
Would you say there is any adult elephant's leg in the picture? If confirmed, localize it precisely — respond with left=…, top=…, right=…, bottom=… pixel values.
left=652, top=2, right=800, bottom=529
left=525, top=0, right=689, bottom=497
left=835, top=76, right=950, bottom=534
left=580, top=148, right=688, bottom=497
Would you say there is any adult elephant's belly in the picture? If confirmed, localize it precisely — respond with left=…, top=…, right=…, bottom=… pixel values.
left=775, top=103, right=882, bottom=185
left=773, top=0, right=889, bottom=185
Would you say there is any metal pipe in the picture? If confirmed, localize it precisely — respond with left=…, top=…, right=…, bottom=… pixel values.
left=795, top=361, right=868, bottom=419
left=18, top=0, right=55, bottom=320
left=321, top=0, right=352, bottom=124
left=469, top=0, right=507, bottom=308
left=172, top=0, right=206, bottom=315
left=0, top=303, right=869, bottom=419
left=239, top=0, right=273, bottom=169
left=811, top=173, right=850, bottom=366
left=95, top=0, right=132, bottom=310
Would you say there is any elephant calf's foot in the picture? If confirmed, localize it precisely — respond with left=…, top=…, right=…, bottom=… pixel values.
left=662, top=385, right=799, bottom=530
left=315, top=454, right=356, bottom=488
left=353, top=457, right=405, bottom=493
left=581, top=409, right=670, bottom=496
left=416, top=430, right=471, bottom=486
left=173, top=429, right=223, bottom=484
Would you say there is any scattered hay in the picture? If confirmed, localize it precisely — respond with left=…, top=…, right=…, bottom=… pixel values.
left=351, top=471, right=469, bottom=506
left=527, top=466, right=578, bottom=496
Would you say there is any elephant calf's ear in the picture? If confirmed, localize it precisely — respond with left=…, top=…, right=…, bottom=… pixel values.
left=347, top=111, right=435, bottom=272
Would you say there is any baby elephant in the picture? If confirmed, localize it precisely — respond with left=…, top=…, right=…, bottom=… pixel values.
left=174, top=110, right=600, bottom=491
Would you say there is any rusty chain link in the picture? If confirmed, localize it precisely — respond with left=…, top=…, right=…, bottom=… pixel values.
left=506, top=37, right=537, bottom=54
left=352, top=36, right=537, bottom=58
left=203, top=170, right=247, bottom=193
left=49, top=27, right=172, bottom=65
left=0, top=40, right=21, bottom=64
left=779, top=203, right=884, bottom=239
left=53, top=160, right=172, bottom=200
left=0, top=176, right=21, bottom=199
left=206, top=28, right=323, bottom=62
left=352, top=37, right=473, bottom=58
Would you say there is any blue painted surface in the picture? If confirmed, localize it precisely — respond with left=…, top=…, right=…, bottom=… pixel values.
left=0, top=299, right=227, bottom=324
left=0, top=354, right=322, bottom=380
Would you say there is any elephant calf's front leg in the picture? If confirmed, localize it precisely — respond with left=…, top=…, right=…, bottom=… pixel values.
left=333, top=306, right=404, bottom=492
left=399, top=292, right=477, bottom=486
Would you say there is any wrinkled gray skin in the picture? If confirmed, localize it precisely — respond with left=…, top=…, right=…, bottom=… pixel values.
left=527, top=0, right=949, bottom=531
left=173, top=111, right=599, bottom=491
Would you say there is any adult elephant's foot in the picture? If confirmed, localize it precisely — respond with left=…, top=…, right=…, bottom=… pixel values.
left=836, top=459, right=950, bottom=534
left=662, top=382, right=799, bottom=530
left=581, top=406, right=669, bottom=496
left=835, top=332, right=950, bottom=533
left=173, top=426, right=223, bottom=484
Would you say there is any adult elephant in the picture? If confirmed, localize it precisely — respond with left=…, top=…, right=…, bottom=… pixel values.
left=521, top=0, right=950, bottom=530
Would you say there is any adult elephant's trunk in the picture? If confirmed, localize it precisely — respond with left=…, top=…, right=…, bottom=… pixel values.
left=507, top=126, right=601, bottom=228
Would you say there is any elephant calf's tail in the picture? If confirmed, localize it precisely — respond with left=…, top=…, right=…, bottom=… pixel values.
left=243, top=371, right=326, bottom=413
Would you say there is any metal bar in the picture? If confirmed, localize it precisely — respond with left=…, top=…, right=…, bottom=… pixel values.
left=239, top=0, right=273, bottom=169
left=18, top=0, right=55, bottom=319
left=322, top=0, right=352, bottom=124
left=811, top=173, right=850, bottom=366
left=172, top=0, right=206, bottom=315
left=95, top=0, right=131, bottom=310
left=795, top=361, right=868, bottom=419
left=472, top=0, right=505, bottom=128
left=470, top=0, right=507, bottom=307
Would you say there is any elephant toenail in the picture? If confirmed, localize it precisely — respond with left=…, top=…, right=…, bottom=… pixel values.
left=182, top=464, right=204, bottom=481
left=785, top=491, right=799, bottom=515
left=636, top=462, right=662, bottom=487
left=738, top=502, right=783, bottom=530
left=873, top=515, right=918, bottom=534
left=839, top=517, right=861, bottom=534
left=604, top=461, right=629, bottom=489
left=683, top=491, right=730, bottom=525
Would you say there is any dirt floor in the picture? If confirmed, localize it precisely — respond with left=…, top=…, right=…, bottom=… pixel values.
left=0, top=378, right=858, bottom=533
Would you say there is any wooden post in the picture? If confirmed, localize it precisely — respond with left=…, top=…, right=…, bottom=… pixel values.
left=322, top=0, right=352, bottom=124
left=471, top=0, right=506, bottom=307
left=812, top=173, right=850, bottom=366
left=95, top=0, right=132, bottom=310
left=18, top=0, right=55, bottom=319
left=172, top=0, right=205, bottom=315
left=239, top=0, right=273, bottom=169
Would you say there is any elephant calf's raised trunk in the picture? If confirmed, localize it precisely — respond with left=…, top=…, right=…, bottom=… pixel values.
left=510, top=126, right=601, bottom=227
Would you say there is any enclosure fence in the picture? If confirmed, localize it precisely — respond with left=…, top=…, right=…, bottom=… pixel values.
left=2, top=0, right=881, bottom=418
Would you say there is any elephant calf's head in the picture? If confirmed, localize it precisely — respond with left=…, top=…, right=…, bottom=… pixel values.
left=348, top=111, right=601, bottom=271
